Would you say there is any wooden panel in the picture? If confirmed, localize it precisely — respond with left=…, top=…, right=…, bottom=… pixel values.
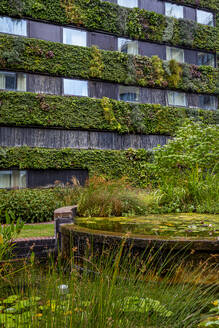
left=183, top=6, right=196, bottom=21
left=140, top=88, right=166, bottom=105
left=139, top=0, right=164, bottom=14
left=89, top=82, right=118, bottom=99
left=184, top=49, right=197, bottom=65
left=28, top=169, right=88, bottom=188
left=139, top=41, right=166, bottom=59
left=0, top=127, right=170, bottom=150
left=29, top=21, right=62, bottom=42
left=187, top=93, right=199, bottom=108
left=88, top=31, right=117, bottom=51
left=27, top=74, right=62, bottom=95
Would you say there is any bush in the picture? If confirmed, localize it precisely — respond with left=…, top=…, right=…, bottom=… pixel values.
left=77, top=176, right=155, bottom=217
left=0, top=186, right=81, bottom=223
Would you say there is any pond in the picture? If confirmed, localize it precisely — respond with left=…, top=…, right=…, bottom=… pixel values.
left=75, top=213, right=219, bottom=239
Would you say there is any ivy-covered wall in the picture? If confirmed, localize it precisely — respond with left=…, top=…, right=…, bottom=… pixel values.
left=0, top=147, right=152, bottom=187
left=0, top=0, right=218, bottom=53
left=0, top=91, right=217, bottom=136
left=1, top=35, right=218, bottom=95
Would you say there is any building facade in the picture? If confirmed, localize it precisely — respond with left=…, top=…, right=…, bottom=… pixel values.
left=0, top=0, right=218, bottom=188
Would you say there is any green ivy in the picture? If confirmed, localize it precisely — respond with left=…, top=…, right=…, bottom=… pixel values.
left=0, top=35, right=218, bottom=94
left=0, top=146, right=153, bottom=188
left=0, top=0, right=217, bottom=52
left=0, top=91, right=217, bottom=135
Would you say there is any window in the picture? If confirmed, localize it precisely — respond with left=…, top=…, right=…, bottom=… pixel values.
left=197, top=10, right=214, bottom=26
left=167, top=91, right=186, bottom=106
left=165, top=3, right=183, bottom=19
left=166, top=47, right=184, bottom=63
left=117, top=0, right=138, bottom=8
left=118, top=38, right=138, bottom=55
left=0, top=16, right=27, bottom=36
left=63, top=28, right=87, bottom=47
left=199, top=95, right=216, bottom=110
left=0, top=71, right=26, bottom=91
left=0, top=170, right=27, bottom=189
left=64, top=79, right=88, bottom=96
left=119, top=86, right=139, bottom=102
left=197, top=52, right=215, bottom=67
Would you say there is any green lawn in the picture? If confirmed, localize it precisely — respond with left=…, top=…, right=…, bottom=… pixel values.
left=17, top=223, right=54, bottom=238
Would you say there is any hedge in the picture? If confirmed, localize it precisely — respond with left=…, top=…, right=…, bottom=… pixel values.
left=0, top=0, right=218, bottom=52
left=0, top=91, right=217, bottom=135
left=0, top=35, right=218, bottom=95
left=0, top=188, right=64, bottom=223
left=0, top=147, right=153, bottom=188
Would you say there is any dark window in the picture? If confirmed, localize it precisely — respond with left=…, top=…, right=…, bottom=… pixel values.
left=199, top=95, right=216, bottom=110
left=5, top=73, right=16, bottom=90
left=28, top=169, right=88, bottom=188
left=197, top=53, right=215, bottom=67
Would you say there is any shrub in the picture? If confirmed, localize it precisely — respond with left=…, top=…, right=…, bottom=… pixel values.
left=77, top=176, right=155, bottom=217
left=0, top=186, right=81, bottom=223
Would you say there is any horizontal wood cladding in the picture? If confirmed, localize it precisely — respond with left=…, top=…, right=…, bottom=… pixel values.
left=0, top=127, right=170, bottom=150
left=0, top=35, right=218, bottom=95
left=0, top=0, right=217, bottom=53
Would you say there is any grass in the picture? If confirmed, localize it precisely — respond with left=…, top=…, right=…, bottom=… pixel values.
left=0, top=245, right=218, bottom=328
left=17, top=223, right=54, bottom=238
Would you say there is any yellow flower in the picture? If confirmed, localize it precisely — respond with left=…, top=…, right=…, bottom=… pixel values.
left=0, top=234, right=3, bottom=244
left=34, top=313, right=43, bottom=317
left=212, top=300, right=219, bottom=306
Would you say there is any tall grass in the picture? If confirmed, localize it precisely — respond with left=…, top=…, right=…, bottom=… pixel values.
left=0, top=243, right=218, bottom=328
left=77, top=176, right=155, bottom=217
left=156, top=170, right=219, bottom=214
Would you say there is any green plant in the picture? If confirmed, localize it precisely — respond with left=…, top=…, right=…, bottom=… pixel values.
left=1, top=91, right=216, bottom=136
left=0, top=211, right=23, bottom=261
left=77, top=176, right=153, bottom=217
left=0, top=243, right=218, bottom=328
left=0, top=186, right=81, bottom=223
left=0, top=34, right=218, bottom=94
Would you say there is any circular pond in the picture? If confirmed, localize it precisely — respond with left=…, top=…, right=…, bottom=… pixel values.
left=75, top=213, right=219, bottom=240
left=61, top=214, right=219, bottom=265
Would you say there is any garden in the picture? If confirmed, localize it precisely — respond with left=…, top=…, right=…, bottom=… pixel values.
left=0, top=121, right=218, bottom=327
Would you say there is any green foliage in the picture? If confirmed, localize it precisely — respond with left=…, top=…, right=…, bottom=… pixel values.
left=0, top=211, right=23, bottom=260
left=0, top=0, right=217, bottom=52
left=0, top=243, right=218, bottom=327
left=77, top=176, right=155, bottom=217
left=0, top=35, right=218, bottom=94
left=1, top=91, right=216, bottom=136
left=198, top=300, right=219, bottom=327
left=153, top=121, right=219, bottom=175
left=0, top=188, right=74, bottom=223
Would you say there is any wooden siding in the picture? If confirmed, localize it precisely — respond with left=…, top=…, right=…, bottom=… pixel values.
left=139, top=41, right=166, bottom=59
left=139, top=0, right=164, bottom=14
left=29, top=21, right=62, bottom=43
left=27, top=74, right=62, bottom=95
left=88, top=32, right=117, bottom=51
left=140, top=88, right=166, bottom=105
left=0, top=127, right=170, bottom=150
left=89, top=81, right=118, bottom=100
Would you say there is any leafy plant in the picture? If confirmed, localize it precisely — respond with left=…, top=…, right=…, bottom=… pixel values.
left=0, top=211, right=23, bottom=261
